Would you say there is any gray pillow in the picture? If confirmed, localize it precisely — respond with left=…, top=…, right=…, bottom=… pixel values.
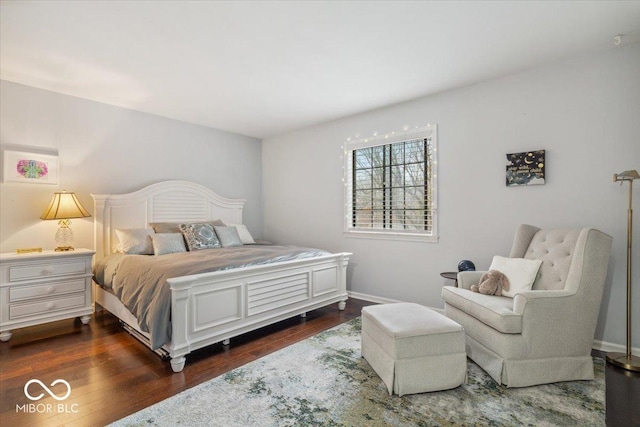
left=214, top=226, right=243, bottom=248
left=179, top=223, right=221, bottom=250
left=228, top=223, right=255, bottom=244
left=150, top=233, right=187, bottom=255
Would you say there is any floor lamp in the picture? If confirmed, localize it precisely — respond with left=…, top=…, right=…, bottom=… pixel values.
left=606, top=169, right=640, bottom=371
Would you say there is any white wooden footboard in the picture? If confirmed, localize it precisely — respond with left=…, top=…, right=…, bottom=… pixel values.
left=94, top=252, right=349, bottom=372
left=167, top=253, right=350, bottom=372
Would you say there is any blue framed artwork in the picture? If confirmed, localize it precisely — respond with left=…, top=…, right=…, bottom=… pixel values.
left=506, top=150, right=545, bottom=187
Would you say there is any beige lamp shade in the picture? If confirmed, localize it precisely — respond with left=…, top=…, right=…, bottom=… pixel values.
left=40, top=191, right=91, bottom=251
left=40, top=191, right=91, bottom=220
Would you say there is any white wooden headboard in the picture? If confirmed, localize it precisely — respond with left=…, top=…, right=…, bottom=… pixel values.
left=92, top=180, right=246, bottom=260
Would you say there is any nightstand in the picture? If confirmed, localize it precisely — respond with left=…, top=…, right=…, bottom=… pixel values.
left=0, top=248, right=94, bottom=341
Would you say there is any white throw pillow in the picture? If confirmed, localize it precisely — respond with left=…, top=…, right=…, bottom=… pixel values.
left=488, top=256, right=542, bottom=298
left=115, top=228, right=155, bottom=255
left=228, top=223, right=256, bottom=244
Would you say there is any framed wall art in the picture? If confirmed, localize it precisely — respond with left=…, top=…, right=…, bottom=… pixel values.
left=506, top=150, right=545, bottom=187
left=2, top=148, right=59, bottom=184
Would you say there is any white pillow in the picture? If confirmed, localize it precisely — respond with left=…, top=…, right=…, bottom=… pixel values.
left=488, top=256, right=542, bottom=298
left=228, top=223, right=256, bottom=244
left=115, top=228, right=155, bottom=255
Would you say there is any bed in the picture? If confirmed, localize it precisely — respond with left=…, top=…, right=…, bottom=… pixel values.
left=92, top=180, right=351, bottom=372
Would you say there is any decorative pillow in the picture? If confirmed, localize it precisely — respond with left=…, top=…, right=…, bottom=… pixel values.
left=214, top=226, right=243, bottom=248
left=150, top=220, right=225, bottom=234
left=149, top=222, right=183, bottom=234
left=488, top=256, right=543, bottom=298
left=115, top=228, right=155, bottom=255
left=150, top=233, right=187, bottom=255
left=179, top=223, right=221, bottom=251
left=228, top=223, right=256, bottom=244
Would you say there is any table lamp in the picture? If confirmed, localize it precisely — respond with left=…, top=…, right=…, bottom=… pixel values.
left=40, top=190, right=91, bottom=251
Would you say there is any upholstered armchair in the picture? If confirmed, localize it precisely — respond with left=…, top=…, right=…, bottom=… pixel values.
left=441, top=224, right=612, bottom=387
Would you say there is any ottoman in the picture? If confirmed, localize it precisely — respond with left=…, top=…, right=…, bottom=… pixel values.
left=361, top=303, right=466, bottom=396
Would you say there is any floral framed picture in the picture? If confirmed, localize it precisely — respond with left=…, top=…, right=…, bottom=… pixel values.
left=3, top=149, right=59, bottom=184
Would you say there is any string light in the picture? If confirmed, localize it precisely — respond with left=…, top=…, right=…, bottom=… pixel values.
left=344, top=125, right=436, bottom=147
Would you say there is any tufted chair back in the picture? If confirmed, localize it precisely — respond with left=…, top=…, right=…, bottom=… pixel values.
left=509, top=225, right=594, bottom=291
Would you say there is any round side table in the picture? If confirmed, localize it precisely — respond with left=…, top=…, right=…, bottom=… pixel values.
left=440, top=271, right=458, bottom=287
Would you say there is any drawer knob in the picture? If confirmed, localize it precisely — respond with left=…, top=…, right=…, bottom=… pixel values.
left=46, top=286, right=55, bottom=294
left=46, top=302, right=55, bottom=310
left=41, top=268, right=54, bottom=275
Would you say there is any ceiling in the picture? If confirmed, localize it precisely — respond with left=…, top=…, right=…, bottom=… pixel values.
left=1, top=1, right=639, bottom=139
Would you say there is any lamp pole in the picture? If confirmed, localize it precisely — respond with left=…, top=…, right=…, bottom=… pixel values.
left=606, top=170, right=640, bottom=371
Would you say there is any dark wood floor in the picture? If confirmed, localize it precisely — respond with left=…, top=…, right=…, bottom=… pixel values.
left=0, top=299, right=372, bottom=427
left=1, top=299, right=638, bottom=427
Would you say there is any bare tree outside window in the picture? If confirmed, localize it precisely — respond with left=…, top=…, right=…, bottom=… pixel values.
left=351, top=137, right=434, bottom=233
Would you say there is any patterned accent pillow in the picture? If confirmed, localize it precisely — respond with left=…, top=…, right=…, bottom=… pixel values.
left=150, top=233, right=187, bottom=255
left=115, top=228, right=155, bottom=254
left=179, top=223, right=221, bottom=251
left=214, top=226, right=243, bottom=247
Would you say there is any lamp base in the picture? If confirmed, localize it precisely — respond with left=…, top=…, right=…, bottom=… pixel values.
left=606, top=352, right=640, bottom=372
left=54, top=246, right=75, bottom=252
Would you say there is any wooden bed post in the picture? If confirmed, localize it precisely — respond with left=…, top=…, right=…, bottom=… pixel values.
left=169, top=284, right=190, bottom=373
left=91, top=194, right=108, bottom=260
left=338, top=255, right=349, bottom=311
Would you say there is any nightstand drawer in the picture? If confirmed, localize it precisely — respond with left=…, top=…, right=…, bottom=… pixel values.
left=10, top=293, right=86, bottom=319
left=9, top=278, right=86, bottom=302
left=8, top=260, right=87, bottom=282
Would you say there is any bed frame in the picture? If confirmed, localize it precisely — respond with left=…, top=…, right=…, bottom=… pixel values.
left=92, top=180, right=350, bottom=372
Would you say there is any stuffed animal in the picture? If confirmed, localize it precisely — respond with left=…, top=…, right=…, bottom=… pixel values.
left=471, top=270, right=510, bottom=296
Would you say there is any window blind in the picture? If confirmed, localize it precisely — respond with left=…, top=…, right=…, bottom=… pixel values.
left=344, top=125, right=437, bottom=240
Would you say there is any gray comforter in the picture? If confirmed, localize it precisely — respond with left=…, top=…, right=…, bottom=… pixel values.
left=93, top=245, right=330, bottom=349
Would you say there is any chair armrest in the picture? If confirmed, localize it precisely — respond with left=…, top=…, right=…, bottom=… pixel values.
left=512, top=289, right=594, bottom=358
left=513, top=289, right=576, bottom=317
left=456, top=271, right=486, bottom=290
left=512, top=289, right=574, bottom=311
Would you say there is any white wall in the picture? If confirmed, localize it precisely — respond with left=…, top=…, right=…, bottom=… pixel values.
left=262, top=44, right=640, bottom=351
left=0, top=81, right=263, bottom=253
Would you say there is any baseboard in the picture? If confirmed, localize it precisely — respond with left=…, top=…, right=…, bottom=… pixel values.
left=347, top=291, right=636, bottom=355
left=592, top=339, right=640, bottom=357
left=347, top=291, right=402, bottom=304
left=346, top=291, right=445, bottom=314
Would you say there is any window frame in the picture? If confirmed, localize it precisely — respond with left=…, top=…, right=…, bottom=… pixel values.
left=343, top=125, right=438, bottom=242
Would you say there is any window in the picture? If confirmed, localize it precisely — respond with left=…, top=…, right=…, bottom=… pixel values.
left=344, top=125, right=437, bottom=241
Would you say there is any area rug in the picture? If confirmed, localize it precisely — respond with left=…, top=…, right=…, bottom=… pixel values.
left=110, top=318, right=605, bottom=426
